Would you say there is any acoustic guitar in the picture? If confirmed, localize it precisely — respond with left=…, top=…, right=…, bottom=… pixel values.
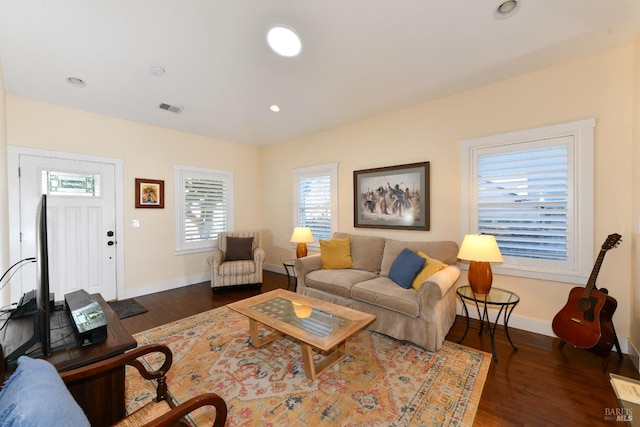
left=551, top=233, right=621, bottom=354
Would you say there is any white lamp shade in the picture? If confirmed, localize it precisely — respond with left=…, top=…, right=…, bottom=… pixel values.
left=290, top=226, right=314, bottom=243
left=457, top=234, right=503, bottom=263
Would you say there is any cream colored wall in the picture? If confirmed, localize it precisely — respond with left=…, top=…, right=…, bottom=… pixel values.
left=261, top=46, right=635, bottom=338
left=0, top=61, right=9, bottom=305
left=632, top=35, right=640, bottom=359
left=6, top=96, right=263, bottom=295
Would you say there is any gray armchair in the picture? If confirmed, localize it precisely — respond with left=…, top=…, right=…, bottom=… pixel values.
left=207, top=231, right=265, bottom=291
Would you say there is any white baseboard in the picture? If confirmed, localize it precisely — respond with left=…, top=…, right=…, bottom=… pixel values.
left=264, top=262, right=287, bottom=275
left=118, top=272, right=209, bottom=300
left=456, top=302, right=634, bottom=356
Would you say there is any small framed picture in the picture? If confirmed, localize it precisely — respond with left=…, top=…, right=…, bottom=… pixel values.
left=135, top=178, right=164, bottom=209
left=354, top=161, right=430, bottom=230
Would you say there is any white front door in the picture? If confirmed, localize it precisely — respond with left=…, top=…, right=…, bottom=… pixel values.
left=13, top=153, right=118, bottom=302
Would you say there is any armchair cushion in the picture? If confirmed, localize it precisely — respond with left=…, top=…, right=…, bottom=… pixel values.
left=225, top=237, right=254, bottom=261
left=0, top=356, right=90, bottom=427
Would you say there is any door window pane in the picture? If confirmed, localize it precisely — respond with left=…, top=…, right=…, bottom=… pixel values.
left=42, top=170, right=101, bottom=197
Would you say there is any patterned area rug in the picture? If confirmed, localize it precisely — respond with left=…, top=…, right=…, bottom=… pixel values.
left=126, top=306, right=490, bottom=426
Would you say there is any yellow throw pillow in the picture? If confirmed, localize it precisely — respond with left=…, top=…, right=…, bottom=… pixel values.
left=320, top=237, right=353, bottom=269
left=412, top=250, right=447, bottom=290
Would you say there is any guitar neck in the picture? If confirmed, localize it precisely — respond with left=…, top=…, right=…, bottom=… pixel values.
left=583, top=249, right=607, bottom=297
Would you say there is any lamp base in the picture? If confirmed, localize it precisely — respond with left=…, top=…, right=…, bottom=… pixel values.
left=468, top=261, right=493, bottom=295
left=296, top=243, right=308, bottom=258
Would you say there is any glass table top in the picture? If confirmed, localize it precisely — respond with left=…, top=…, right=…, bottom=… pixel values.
left=457, top=286, right=520, bottom=305
left=251, top=297, right=350, bottom=338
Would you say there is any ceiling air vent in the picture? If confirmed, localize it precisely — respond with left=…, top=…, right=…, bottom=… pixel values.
left=159, top=103, right=183, bottom=113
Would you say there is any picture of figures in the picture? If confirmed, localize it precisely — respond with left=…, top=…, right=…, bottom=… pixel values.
left=135, top=178, right=164, bottom=208
left=354, top=162, right=429, bottom=230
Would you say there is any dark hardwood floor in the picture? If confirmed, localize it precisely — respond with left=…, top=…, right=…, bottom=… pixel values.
left=121, top=271, right=639, bottom=426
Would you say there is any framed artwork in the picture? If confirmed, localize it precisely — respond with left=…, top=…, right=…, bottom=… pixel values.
left=135, top=178, right=164, bottom=208
left=354, top=161, right=430, bottom=230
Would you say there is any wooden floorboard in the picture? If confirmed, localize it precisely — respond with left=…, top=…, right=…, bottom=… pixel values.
left=121, top=271, right=640, bottom=426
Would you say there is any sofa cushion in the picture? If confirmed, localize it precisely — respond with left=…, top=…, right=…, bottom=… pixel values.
left=333, top=232, right=386, bottom=273
left=225, top=237, right=254, bottom=261
left=320, top=237, right=353, bottom=269
left=0, top=356, right=90, bottom=427
left=306, top=269, right=377, bottom=299
left=351, top=277, right=420, bottom=318
left=388, top=248, right=425, bottom=289
left=412, top=251, right=448, bottom=290
left=380, top=239, right=459, bottom=276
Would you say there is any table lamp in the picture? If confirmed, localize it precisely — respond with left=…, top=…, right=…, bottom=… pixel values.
left=290, top=226, right=314, bottom=258
left=457, top=234, right=503, bottom=295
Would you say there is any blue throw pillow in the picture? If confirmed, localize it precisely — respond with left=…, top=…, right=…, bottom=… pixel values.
left=388, top=248, right=426, bottom=289
left=0, top=356, right=90, bottom=427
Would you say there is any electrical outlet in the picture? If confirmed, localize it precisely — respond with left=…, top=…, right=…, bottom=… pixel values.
left=279, top=253, right=283, bottom=262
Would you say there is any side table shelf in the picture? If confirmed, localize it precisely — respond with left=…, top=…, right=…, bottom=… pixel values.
left=456, top=285, right=519, bottom=362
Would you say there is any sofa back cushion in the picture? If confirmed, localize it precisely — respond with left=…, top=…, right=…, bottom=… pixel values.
left=334, top=232, right=386, bottom=273
left=380, top=239, right=459, bottom=277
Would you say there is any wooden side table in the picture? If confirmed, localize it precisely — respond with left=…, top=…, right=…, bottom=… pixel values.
left=457, top=285, right=519, bottom=361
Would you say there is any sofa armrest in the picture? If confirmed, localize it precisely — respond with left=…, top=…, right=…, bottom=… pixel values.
left=207, top=249, right=223, bottom=268
left=418, top=265, right=461, bottom=306
left=294, top=254, right=322, bottom=291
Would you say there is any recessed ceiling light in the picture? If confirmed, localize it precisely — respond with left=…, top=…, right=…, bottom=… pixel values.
left=267, top=26, right=302, bottom=57
left=269, top=104, right=281, bottom=113
left=495, top=0, right=520, bottom=19
left=66, top=77, right=86, bottom=88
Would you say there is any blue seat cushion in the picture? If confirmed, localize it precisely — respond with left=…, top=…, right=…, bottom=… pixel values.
left=0, top=356, right=90, bottom=427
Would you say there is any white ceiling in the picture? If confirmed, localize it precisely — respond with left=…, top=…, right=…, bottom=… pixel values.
left=1, top=1, right=639, bottom=146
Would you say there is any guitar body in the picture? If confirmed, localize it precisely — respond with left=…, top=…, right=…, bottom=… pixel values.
left=552, top=287, right=618, bottom=354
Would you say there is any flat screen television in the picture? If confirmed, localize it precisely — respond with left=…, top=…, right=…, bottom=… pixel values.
left=35, top=193, right=52, bottom=357
left=4, top=194, right=52, bottom=364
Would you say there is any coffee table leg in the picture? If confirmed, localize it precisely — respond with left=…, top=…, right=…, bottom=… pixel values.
left=301, top=341, right=346, bottom=380
left=248, top=319, right=282, bottom=348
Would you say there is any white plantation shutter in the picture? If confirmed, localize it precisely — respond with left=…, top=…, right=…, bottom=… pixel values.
left=476, top=144, right=569, bottom=261
left=460, top=119, right=594, bottom=284
left=293, top=163, right=338, bottom=248
left=175, top=166, right=234, bottom=254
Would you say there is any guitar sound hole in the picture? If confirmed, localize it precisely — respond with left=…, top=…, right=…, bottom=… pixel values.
left=576, top=298, right=591, bottom=312
left=577, top=297, right=597, bottom=322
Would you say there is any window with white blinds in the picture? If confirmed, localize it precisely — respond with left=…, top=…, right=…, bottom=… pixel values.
left=460, top=119, right=594, bottom=284
left=174, top=165, right=234, bottom=255
left=476, top=143, right=569, bottom=261
left=293, top=163, right=338, bottom=249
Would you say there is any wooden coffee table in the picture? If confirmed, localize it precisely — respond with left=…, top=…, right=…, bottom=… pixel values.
left=227, top=289, right=375, bottom=380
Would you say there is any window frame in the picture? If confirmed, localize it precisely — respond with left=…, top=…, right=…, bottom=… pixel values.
left=459, top=118, right=595, bottom=284
left=174, top=165, right=234, bottom=255
left=292, top=162, right=338, bottom=252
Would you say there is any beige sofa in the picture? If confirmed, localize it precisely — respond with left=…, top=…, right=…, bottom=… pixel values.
left=294, top=232, right=460, bottom=351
